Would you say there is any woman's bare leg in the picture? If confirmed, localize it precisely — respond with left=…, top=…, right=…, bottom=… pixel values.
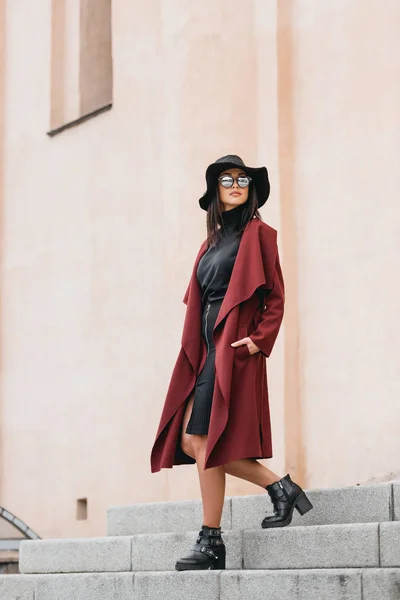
left=191, top=435, right=225, bottom=528
left=180, top=393, right=196, bottom=459
left=223, top=458, right=281, bottom=488
left=180, top=397, right=225, bottom=528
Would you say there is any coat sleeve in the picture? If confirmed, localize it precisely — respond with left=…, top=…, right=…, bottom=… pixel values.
left=248, top=247, right=285, bottom=358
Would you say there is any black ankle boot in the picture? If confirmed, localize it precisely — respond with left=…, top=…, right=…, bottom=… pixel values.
left=261, top=474, right=313, bottom=528
left=175, top=525, right=226, bottom=571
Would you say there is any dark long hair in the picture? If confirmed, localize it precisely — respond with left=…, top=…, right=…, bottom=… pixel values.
left=205, top=179, right=263, bottom=248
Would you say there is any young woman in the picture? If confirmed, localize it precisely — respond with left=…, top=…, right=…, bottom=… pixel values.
left=150, top=155, right=313, bottom=571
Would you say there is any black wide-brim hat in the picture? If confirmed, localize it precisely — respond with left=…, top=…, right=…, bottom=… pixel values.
left=199, top=154, right=270, bottom=211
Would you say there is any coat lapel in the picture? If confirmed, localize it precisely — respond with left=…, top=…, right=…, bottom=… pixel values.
left=212, top=218, right=277, bottom=330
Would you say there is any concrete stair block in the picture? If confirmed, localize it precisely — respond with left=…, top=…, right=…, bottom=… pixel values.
left=0, top=573, right=134, bottom=600
left=19, top=536, right=132, bottom=574
left=379, top=522, right=400, bottom=567
left=232, top=483, right=393, bottom=530
left=220, top=569, right=362, bottom=600
left=362, top=568, right=400, bottom=600
left=34, top=572, right=134, bottom=600
left=243, top=523, right=379, bottom=569
left=0, top=575, right=35, bottom=599
left=134, top=570, right=220, bottom=599
left=107, top=496, right=231, bottom=536
left=393, top=482, right=400, bottom=521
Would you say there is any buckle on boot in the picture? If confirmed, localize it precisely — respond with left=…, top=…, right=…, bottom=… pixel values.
left=204, top=528, right=221, bottom=536
left=200, top=546, right=217, bottom=559
left=208, top=537, right=223, bottom=546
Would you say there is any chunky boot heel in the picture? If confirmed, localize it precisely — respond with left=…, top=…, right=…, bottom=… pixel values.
left=209, top=544, right=226, bottom=569
left=175, top=525, right=226, bottom=571
left=261, top=474, right=314, bottom=528
left=295, top=492, right=313, bottom=516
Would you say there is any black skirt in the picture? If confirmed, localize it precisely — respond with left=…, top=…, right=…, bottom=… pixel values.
left=185, top=298, right=223, bottom=435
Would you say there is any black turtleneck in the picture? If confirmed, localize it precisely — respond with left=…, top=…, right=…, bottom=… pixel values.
left=196, top=203, right=246, bottom=306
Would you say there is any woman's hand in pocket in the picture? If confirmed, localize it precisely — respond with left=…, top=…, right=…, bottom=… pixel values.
left=231, top=337, right=261, bottom=356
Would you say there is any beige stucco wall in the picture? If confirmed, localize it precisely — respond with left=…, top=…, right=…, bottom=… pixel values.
left=0, top=0, right=399, bottom=539
left=0, top=0, right=6, bottom=507
left=283, top=0, right=400, bottom=488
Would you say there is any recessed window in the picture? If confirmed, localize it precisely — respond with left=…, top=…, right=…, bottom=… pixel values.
left=49, top=0, right=113, bottom=136
left=76, top=498, right=88, bottom=520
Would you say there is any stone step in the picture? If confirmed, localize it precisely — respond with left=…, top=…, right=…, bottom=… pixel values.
left=1, top=568, right=400, bottom=599
left=107, top=482, right=400, bottom=536
left=18, top=521, right=400, bottom=574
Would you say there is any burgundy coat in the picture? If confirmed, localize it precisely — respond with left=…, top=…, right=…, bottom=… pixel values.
left=150, top=216, right=285, bottom=472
